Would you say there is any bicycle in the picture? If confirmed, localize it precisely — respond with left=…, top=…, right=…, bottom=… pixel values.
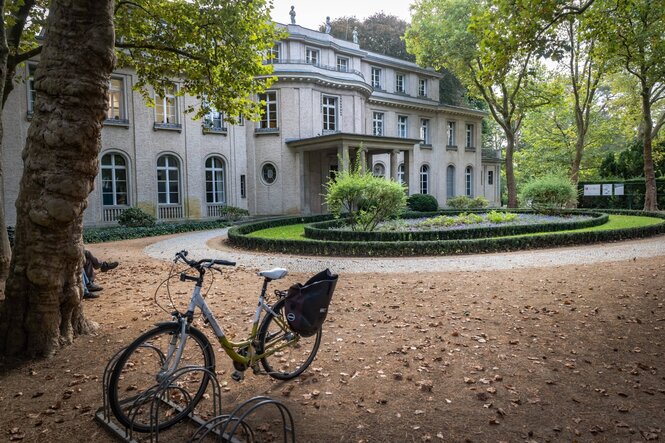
left=107, top=250, right=330, bottom=433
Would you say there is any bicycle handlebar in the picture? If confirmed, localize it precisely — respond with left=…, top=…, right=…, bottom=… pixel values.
left=175, top=250, right=236, bottom=269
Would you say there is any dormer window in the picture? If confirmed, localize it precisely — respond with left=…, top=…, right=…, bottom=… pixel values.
left=306, top=47, right=319, bottom=65
left=419, top=78, right=428, bottom=97
left=396, top=73, right=406, bottom=93
left=371, top=67, right=382, bottom=89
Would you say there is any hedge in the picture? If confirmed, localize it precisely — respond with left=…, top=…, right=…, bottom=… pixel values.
left=226, top=210, right=665, bottom=257
left=83, top=219, right=232, bottom=243
left=303, top=211, right=608, bottom=242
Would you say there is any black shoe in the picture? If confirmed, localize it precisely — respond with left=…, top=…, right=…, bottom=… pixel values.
left=87, top=282, right=103, bottom=292
left=83, top=292, right=99, bottom=299
left=101, top=261, right=119, bottom=272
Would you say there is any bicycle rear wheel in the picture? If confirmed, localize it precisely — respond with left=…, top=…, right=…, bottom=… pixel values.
left=258, top=298, right=321, bottom=380
left=107, top=322, right=215, bottom=433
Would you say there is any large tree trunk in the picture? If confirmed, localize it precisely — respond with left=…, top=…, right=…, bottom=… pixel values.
left=641, top=89, right=658, bottom=211
left=0, top=0, right=115, bottom=358
left=505, top=132, right=518, bottom=208
left=0, top=1, right=10, bottom=284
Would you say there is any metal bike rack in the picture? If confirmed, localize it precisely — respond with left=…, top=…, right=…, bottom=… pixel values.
left=96, top=347, right=295, bottom=442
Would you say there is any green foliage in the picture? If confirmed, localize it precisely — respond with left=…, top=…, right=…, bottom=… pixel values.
left=520, top=174, right=578, bottom=210
left=324, top=152, right=407, bottom=231
left=217, top=205, right=250, bottom=221
left=486, top=210, right=518, bottom=223
left=117, top=207, right=156, bottom=228
left=446, top=196, right=489, bottom=209
left=600, top=140, right=665, bottom=179
left=84, top=219, right=231, bottom=243
left=407, top=194, right=439, bottom=212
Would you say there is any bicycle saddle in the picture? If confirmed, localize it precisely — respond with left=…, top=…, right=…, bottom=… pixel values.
left=259, top=268, right=288, bottom=280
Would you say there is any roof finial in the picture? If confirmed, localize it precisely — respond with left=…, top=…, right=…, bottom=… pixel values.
left=325, top=16, right=331, bottom=34
left=289, top=6, right=296, bottom=24
left=352, top=26, right=358, bottom=44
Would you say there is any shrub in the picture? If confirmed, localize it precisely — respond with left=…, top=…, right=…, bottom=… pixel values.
left=487, top=210, right=517, bottom=223
left=218, top=205, right=249, bottom=221
left=407, top=193, right=439, bottom=212
left=325, top=152, right=406, bottom=231
left=520, top=174, right=578, bottom=212
left=470, top=196, right=489, bottom=209
left=117, top=207, right=156, bottom=227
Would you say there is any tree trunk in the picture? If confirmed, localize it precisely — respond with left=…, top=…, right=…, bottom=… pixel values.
left=0, top=1, right=10, bottom=284
left=641, top=89, right=658, bottom=211
left=505, top=131, right=518, bottom=208
left=0, top=0, right=115, bottom=358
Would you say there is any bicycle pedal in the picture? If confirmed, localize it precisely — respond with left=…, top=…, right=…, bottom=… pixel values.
left=231, top=370, right=245, bottom=382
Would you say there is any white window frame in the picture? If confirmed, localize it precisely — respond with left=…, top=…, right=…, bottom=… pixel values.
left=371, top=67, right=382, bottom=89
left=397, top=163, right=405, bottom=184
left=155, top=86, right=179, bottom=126
left=396, top=73, right=406, bottom=93
left=447, top=164, right=456, bottom=198
left=258, top=91, right=278, bottom=130
left=420, top=164, right=430, bottom=195
left=419, top=78, right=428, bottom=97
left=420, top=118, right=430, bottom=145
left=101, top=153, right=129, bottom=206
left=322, top=95, right=338, bottom=132
left=465, top=166, right=474, bottom=197
left=204, top=108, right=226, bottom=132
left=306, top=47, right=320, bottom=65
left=337, top=56, right=349, bottom=72
left=466, top=123, right=475, bottom=148
left=107, top=76, right=127, bottom=122
left=372, top=112, right=384, bottom=136
left=267, top=43, right=281, bottom=64
left=398, top=115, right=408, bottom=138
left=447, top=121, right=457, bottom=146
left=205, top=156, right=226, bottom=204
left=157, top=154, right=181, bottom=205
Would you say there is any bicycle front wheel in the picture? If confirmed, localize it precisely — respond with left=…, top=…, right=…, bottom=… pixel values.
left=107, top=322, right=215, bottom=433
left=258, top=298, right=322, bottom=380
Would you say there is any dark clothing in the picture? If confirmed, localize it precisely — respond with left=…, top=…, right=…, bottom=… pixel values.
left=84, top=249, right=101, bottom=283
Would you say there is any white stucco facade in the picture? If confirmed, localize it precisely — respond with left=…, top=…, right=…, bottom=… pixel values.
left=1, top=23, right=500, bottom=227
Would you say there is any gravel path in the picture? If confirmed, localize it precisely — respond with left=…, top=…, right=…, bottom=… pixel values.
left=143, top=228, right=665, bottom=274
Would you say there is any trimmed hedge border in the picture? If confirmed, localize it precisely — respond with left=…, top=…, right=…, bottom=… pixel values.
left=303, top=211, right=609, bottom=242
left=226, top=210, right=665, bottom=257
left=83, top=219, right=232, bottom=243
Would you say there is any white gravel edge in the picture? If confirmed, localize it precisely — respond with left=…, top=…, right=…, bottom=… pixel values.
left=143, top=228, right=665, bottom=274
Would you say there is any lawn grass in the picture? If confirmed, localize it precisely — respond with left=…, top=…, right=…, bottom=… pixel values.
left=246, top=215, right=662, bottom=241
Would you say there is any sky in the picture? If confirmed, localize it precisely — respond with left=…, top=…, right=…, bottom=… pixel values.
left=270, top=0, right=413, bottom=30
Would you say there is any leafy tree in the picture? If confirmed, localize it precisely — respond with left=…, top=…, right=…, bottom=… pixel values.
left=600, top=139, right=665, bottom=179
left=592, top=0, right=665, bottom=210
left=0, top=0, right=280, bottom=359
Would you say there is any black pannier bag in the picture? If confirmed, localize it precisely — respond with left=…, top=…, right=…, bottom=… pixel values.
left=284, top=269, right=338, bottom=337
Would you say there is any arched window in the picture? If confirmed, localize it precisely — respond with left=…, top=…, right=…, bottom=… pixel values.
left=101, top=153, right=128, bottom=206
left=157, top=155, right=180, bottom=204
left=397, top=163, right=405, bottom=184
left=420, top=164, right=430, bottom=195
left=465, top=166, right=474, bottom=197
left=205, top=157, right=226, bottom=204
left=373, top=162, right=385, bottom=178
left=447, top=165, right=456, bottom=198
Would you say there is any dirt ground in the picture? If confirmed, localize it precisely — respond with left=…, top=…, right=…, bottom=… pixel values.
left=0, top=235, right=664, bottom=442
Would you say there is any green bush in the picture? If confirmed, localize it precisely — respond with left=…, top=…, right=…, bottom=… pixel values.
left=447, top=196, right=489, bottom=209
left=84, top=219, right=231, bottom=243
left=487, top=210, right=517, bottom=223
left=520, top=174, right=578, bottom=212
left=325, top=153, right=406, bottom=231
left=407, top=194, right=439, bottom=212
left=218, top=205, right=250, bottom=221
left=117, top=207, right=156, bottom=227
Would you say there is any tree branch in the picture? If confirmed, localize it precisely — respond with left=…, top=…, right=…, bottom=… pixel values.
left=115, top=41, right=206, bottom=62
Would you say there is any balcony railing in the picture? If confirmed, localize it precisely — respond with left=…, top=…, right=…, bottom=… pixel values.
left=264, top=59, right=365, bottom=80
left=158, top=204, right=183, bottom=220
left=482, top=148, right=502, bottom=160
left=206, top=203, right=228, bottom=218
left=102, top=206, right=128, bottom=222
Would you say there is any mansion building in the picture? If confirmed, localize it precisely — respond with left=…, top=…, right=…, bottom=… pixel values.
left=1, top=23, right=501, bottom=227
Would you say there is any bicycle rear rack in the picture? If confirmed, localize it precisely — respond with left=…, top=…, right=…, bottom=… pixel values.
left=96, top=346, right=295, bottom=443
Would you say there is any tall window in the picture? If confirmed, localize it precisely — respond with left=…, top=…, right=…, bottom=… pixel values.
left=420, top=118, right=430, bottom=144
left=101, top=153, right=128, bottom=206
left=398, top=115, right=408, bottom=138
left=107, top=77, right=126, bottom=121
left=447, top=121, right=456, bottom=146
left=466, top=123, right=475, bottom=148
left=488, top=170, right=494, bottom=185
left=205, top=157, right=226, bottom=204
left=465, top=166, right=474, bottom=197
left=267, top=43, right=281, bottom=63
left=204, top=109, right=226, bottom=131
left=372, top=112, right=384, bottom=136
left=446, top=165, right=456, bottom=198
left=306, top=47, right=319, bottom=64
left=27, top=64, right=37, bottom=114
left=420, top=165, right=430, bottom=195
left=258, top=91, right=278, bottom=129
left=155, top=86, right=178, bottom=125
left=240, top=174, right=247, bottom=198
left=337, top=57, right=349, bottom=72
left=157, top=155, right=180, bottom=204
left=397, top=163, right=405, bottom=184
left=419, top=78, right=428, bottom=97
left=322, top=96, right=338, bottom=132
left=371, top=67, right=382, bottom=89
left=395, top=73, right=405, bottom=93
